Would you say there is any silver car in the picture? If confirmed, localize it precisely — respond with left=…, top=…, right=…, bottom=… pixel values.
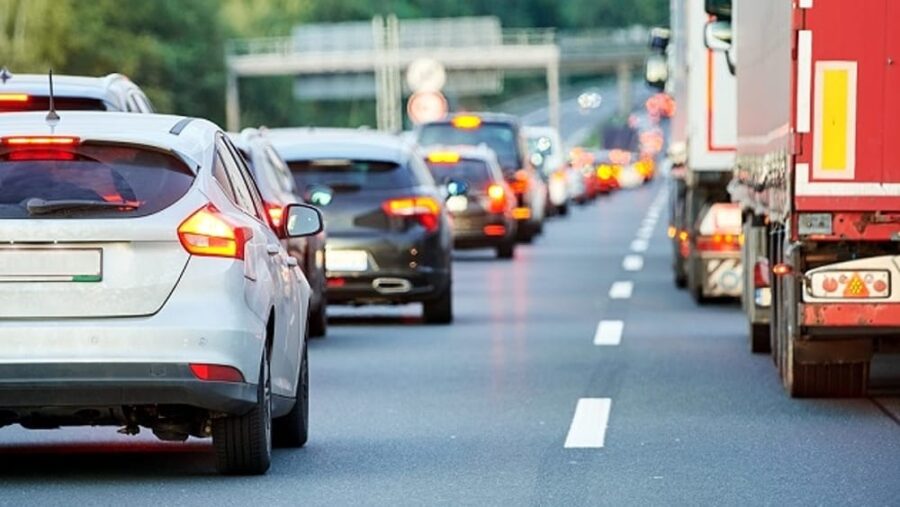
left=0, top=111, right=323, bottom=475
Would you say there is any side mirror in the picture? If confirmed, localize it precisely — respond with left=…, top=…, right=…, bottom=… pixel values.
left=704, top=0, right=731, bottom=19
left=649, top=27, right=670, bottom=52
left=704, top=21, right=732, bottom=51
left=285, top=203, right=324, bottom=237
left=644, top=54, right=668, bottom=90
left=446, top=178, right=469, bottom=197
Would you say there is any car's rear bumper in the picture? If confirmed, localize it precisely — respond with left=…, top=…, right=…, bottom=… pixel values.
left=326, top=268, right=449, bottom=304
left=0, top=363, right=256, bottom=415
left=451, top=213, right=514, bottom=249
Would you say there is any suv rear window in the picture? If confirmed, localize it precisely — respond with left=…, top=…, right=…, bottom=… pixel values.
left=418, top=122, right=521, bottom=172
left=287, top=159, right=415, bottom=192
left=0, top=96, right=108, bottom=113
left=426, top=159, right=494, bottom=186
left=0, top=143, right=194, bottom=219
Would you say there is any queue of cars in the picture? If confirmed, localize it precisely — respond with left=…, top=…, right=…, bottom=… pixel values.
left=0, top=71, right=654, bottom=475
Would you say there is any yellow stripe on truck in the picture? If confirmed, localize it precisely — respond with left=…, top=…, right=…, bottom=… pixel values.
left=821, top=69, right=849, bottom=171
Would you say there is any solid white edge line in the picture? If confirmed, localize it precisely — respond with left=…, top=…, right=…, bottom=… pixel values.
left=623, top=254, right=644, bottom=271
left=609, top=281, right=633, bottom=299
left=594, top=320, right=624, bottom=346
left=564, top=398, right=612, bottom=448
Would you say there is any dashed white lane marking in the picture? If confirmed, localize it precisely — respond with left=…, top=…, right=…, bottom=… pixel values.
left=623, top=255, right=644, bottom=272
left=630, top=239, right=648, bottom=252
left=609, top=281, right=633, bottom=299
left=593, top=320, right=624, bottom=346
left=564, top=398, right=612, bottom=448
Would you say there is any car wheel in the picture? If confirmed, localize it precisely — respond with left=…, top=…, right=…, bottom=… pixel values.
left=309, top=299, right=327, bottom=338
left=213, top=349, right=272, bottom=475
left=496, top=238, right=515, bottom=259
left=273, top=339, right=309, bottom=448
left=558, top=203, right=569, bottom=216
left=423, top=284, right=453, bottom=324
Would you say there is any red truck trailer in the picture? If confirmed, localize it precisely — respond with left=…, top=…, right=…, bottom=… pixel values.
left=726, top=0, right=900, bottom=397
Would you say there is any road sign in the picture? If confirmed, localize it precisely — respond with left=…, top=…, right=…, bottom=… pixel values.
left=406, top=58, right=447, bottom=93
left=407, top=91, right=448, bottom=125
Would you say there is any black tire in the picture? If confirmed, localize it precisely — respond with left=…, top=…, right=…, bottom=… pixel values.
left=423, top=284, right=453, bottom=324
left=558, top=203, right=569, bottom=216
left=309, top=299, right=327, bottom=338
left=213, top=350, right=272, bottom=475
left=750, top=322, right=771, bottom=354
left=674, top=269, right=687, bottom=289
left=517, top=223, right=535, bottom=244
left=273, top=341, right=309, bottom=448
left=496, top=238, right=515, bottom=259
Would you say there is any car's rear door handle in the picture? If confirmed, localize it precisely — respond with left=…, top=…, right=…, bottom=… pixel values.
left=266, top=244, right=280, bottom=255
left=286, top=257, right=299, bottom=268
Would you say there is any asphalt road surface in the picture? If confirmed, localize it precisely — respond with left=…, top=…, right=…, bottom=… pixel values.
left=0, top=179, right=898, bottom=506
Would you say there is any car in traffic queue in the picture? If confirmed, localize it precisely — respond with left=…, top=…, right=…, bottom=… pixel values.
left=423, top=146, right=517, bottom=259
left=0, top=112, right=325, bottom=475
left=590, top=149, right=624, bottom=193
left=268, top=128, right=455, bottom=324
left=524, top=125, right=571, bottom=216
left=416, top=113, right=547, bottom=242
left=567, top=146, right=596, bottom=204
left=230, top=129, right=329, bottom=337
left=0, top=71, right=154, bottom=113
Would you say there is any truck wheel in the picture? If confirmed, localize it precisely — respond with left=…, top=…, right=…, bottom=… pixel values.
left=750, top=323, right=770, bottom=354
left=213, top=351, right=272, bottom=475
left=273, top=341, right=309, bottom=448
left=423, top=284, right=453, bottom=324
left=309, top=299, right=327, bottom=338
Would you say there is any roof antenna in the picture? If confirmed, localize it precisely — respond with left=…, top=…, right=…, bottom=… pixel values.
left=0, top=67, right=11, bottom=84
left=45, top=69, right=60, bottom=130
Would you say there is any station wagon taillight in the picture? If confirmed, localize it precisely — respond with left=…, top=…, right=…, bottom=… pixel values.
left=178, top=205, right=251, bottom=260
left=383, top=196, right=441, bottom=232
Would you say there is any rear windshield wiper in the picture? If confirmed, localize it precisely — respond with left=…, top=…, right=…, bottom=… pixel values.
left=24, top=198, right=139, bottom=216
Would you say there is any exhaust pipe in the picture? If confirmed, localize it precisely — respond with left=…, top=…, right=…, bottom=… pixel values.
left=372, top=277, right=412, bottom=294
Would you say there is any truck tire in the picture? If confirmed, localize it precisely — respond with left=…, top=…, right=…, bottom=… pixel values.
left=750, top=323, right=770, bottom=354
left=273, top=341, right=309, bottom=448
left=213, top=351, right=272, bottom=475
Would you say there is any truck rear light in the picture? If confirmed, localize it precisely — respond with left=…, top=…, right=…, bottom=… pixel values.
left=190, top=363, right=244, bottom=383
left=696, top=234, right=741, bottom=252
left=773, top=263, right=793, bottom=276
left=667, top=226, right=677, bottom=238
left=178, top=204, right=251, bottom=260
left=807, top=270, right=890, bottom=299
left=383, top=196, right=441, bottom=232
left=754, top=259, right=771, bottom=288
left=487, top=184, right=507, bottom=213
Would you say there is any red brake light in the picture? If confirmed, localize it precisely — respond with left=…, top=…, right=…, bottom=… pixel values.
left=0, top=94, right=29, bottom=103
left=2, top=136, right=80, bottom=146
left=696, top=233, right=742, bottom=252
left=178, top=204, right=251, bottom=260
left=383, top=196, right=441, bottom=232
left=754, top=259, right=771, bottom=288
left=487, top=184, right=506, bottom=213
left=190, top=363, right=244, bottom=383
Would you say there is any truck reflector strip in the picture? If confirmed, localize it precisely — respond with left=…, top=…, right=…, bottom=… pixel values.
left=813, top=61, right=857, bottom=180
left=807, top=270, right=890, bottom=299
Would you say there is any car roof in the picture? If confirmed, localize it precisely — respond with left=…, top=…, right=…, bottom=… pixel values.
left=0, top=111, right=217, bottom=169
left=0, top=73, right=136, bottom=104
left=265, top=128, right=411, bottom=164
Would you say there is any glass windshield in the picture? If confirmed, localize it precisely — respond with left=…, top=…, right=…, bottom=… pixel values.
left=0, top=143, right=194, bottom=219
left=286, top=159, right=414, bottom=192
left=418, top=123, right=521, bottom=172
left=426, top=159, right=493, bottom=186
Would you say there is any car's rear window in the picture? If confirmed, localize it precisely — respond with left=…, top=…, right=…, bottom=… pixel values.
left=286, top=159, right=415, bottom=192
left=418, top=122, right=521, bottom=172
left=0, top=96, right=108, bottom=113
left=0, top=143, right=194, bottom=219
left=426, top=159, right=494, bottom=186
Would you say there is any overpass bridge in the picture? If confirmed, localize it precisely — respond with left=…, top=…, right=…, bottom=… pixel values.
left=224, top=17, right=649, bottom=132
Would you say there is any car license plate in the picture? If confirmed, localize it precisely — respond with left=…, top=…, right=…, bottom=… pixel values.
left=0, top=248, right=102, bottom=282
left=326, top=250, right=368, bottom=272
left=446, top=195, right=468, bottom=213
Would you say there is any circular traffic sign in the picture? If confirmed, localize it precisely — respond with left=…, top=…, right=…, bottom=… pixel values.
left=406, top=58, right=447, bottom=93
left=407, top=91, right=448, bottom=125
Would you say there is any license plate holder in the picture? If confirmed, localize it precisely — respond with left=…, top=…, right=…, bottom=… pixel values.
left=0, top=248, right=102, bottom=282
left=326, top=250, right=368, bottom=272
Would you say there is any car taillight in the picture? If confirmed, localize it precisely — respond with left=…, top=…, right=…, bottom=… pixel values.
left=178, top=204, right=251, bottom=260
left=597, top=164, right=614, bottom=180
left=807, top=270, right=891, bottom=299
left=754, top=259, right=771, bottom=288
left=696, top=234, right=742, bottom=252
left=2, top=136, right=79, bottom=146
left=2, top=136, right=81, bottom=161
left=190, top=363, right=244, bottom=383
left=383, top=196, right=441, bottom=232
left=265, top=202, right=285, bottom=229
left=510, top=170, right=529, bottom=194
left=487, top=184, right=506, bottom=213
left=0, top=94, right=29, bottom=103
